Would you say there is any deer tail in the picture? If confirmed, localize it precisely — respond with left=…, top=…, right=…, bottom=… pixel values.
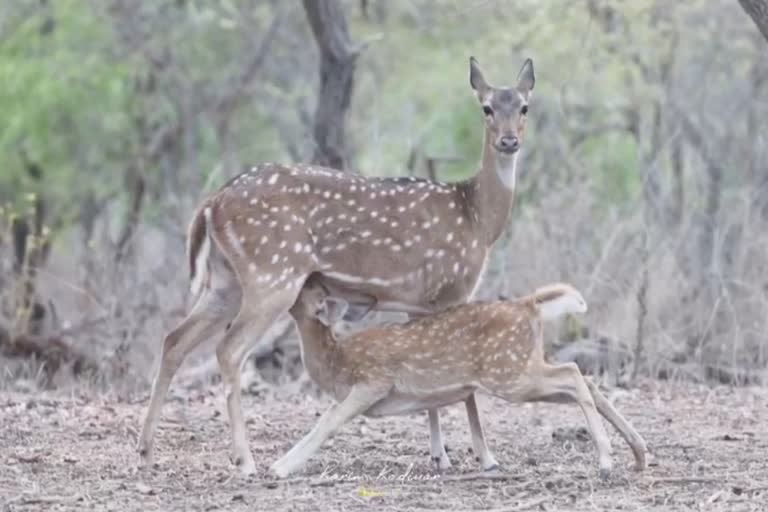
left=188, top=205, right=213, bottom=298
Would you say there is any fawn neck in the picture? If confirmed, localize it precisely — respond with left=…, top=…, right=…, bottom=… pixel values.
left=464, top=126, right=518, bottom=245
left=291, top=313, right=338, bottom=390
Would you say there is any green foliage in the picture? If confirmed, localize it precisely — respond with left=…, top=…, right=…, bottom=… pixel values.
left=0, top=0, right=760, bottom=233
left=0, top=1, right=135, bottom=222
left=583, top=132, right=640, bottom=204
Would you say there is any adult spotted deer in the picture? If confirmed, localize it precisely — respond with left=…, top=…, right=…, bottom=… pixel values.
left=138, top=57, right=535, bottom=475
left=271, top=278, right=648, bottom=479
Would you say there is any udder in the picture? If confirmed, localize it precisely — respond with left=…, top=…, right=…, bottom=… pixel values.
left=363, top=386, right=476, bottom=417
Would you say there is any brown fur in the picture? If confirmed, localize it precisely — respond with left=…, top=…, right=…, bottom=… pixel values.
left=272, top=280, right=647, bottom=478
left=139, top=58, right=539, bottom=475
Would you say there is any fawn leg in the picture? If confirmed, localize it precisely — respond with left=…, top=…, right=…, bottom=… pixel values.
left=519, top=362, right=613, bottom=480
left=270, top=384, right=387, bottom=478
left=584, top=378, right=647, bottom=471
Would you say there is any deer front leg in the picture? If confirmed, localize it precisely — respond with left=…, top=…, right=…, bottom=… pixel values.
left=428, top=408, right=452, bottom=471
left=464, top=393, right=500, bottom=471
left=270, top=384, right=388, bottom=478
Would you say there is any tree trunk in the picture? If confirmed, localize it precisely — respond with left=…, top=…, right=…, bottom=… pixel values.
left=670, top=142, right=685, bottom=226
left=739, top=0, right=768, bottom=43
left=303, top=0, right=358, bottom=170
left=114, top=166, right=146, bottom=264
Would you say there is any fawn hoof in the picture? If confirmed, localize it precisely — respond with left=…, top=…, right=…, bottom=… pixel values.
left=633, top=447, right=648, bottom=472
left=484, top=463, right=503, bottom=472
left=597, top=453, right=613, bottom=481
left=269, top=461, right=291, bottom=479
left=432, top=455, right=452, bottom=472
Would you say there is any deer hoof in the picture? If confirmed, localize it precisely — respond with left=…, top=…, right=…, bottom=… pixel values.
left=234, top=456, right=257, bottom=476
left=137, top=447, right=153, bottom=468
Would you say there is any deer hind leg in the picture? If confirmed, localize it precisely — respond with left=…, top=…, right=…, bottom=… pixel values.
left=270, top=383, right=388, bottom=478
left=464, top=393, right=500, bottom=471
left=517, top=362, right=613, bottom=480
left=216, top=285, right=301, bottom=475
left=428, top=408, right=451, bottom=470
left=583, top=378, right=647, bottom=471
left=138, top=286, right=240, bottom=466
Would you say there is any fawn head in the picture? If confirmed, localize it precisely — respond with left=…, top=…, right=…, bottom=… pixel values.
left=469, top=57, right=535, bottom=155
left=532, top=283, right=588, bottom=321
left=292, top=277, right=349, bottom=327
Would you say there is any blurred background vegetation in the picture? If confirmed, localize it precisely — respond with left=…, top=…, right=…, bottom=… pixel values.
left=1, top=0, right=767, bottom=393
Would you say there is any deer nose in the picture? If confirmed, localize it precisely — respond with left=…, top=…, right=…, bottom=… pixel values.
left=498, top=136, right=519, bottom=153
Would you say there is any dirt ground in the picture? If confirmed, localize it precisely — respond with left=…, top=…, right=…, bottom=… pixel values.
left=1, top=379, right=767, bottom=512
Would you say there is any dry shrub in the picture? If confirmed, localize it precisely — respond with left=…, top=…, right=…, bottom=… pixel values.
left=484, top=183, right=768, bottom=387
left=2, top=178, right=767, bottom=393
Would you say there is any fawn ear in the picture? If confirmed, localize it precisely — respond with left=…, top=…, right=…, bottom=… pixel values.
left=516, top=58, right=535, bottom=98
left=469, top=56, right=491, bottom=100
left=317, top=297, right=349, bottom=326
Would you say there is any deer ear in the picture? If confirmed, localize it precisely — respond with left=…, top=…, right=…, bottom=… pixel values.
left=516, top=58, right=535, bottom=97
left=317, top=297, right=349, bottom=326
left=469, top=56, right=490, bottom=99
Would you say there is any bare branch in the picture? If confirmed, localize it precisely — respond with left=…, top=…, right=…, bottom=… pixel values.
left=739, top=0, right=768, bottom=43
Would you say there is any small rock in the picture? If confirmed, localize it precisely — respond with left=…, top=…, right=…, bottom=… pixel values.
left=135, top=483, right=155, bottom=495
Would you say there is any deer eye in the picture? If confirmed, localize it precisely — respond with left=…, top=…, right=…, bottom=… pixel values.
left=482, top=105, right=493, bottom=116
left=521, top=105, right=528, bottom=115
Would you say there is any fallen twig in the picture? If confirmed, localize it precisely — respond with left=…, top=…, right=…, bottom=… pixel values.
left=12, top=453, right=42, bottom=463
left=455, top=496, right=549, bottom=512
left=439, top=471, right=521, bottom=484
left=648, top=477, right=722, bottom=486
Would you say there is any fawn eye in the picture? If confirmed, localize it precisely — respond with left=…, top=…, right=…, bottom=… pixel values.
left=521, top=105, right=528, bottom=115
left=482, top=105, right=493, bottom=116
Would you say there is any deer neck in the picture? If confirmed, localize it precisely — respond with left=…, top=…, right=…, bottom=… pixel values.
left=465, top=127, right=518, bottom=245
left=292, top=314, right=337, bottom=390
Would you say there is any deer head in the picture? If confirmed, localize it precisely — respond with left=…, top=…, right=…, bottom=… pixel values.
left=470, top=56, right=535, bottom=156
